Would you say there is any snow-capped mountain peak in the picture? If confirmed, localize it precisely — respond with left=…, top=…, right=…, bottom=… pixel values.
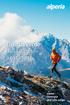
left=0, top=34, right=70, bottom=75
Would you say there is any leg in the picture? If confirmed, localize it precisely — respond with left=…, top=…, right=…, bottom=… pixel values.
left=54, top=64, right=61, bottom=78
left=50, top=64, right=56, bottom=78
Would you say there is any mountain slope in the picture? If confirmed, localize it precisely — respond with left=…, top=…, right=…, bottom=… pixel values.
left=0, top=66, right=70, bottom=105
left=0, top=34, right=70, bottom=76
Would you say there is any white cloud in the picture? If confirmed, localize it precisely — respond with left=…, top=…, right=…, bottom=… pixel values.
left=0, top=12, right=43, bottom=44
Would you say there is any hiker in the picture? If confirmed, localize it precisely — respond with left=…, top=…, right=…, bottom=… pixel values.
left=50, top=48, right=61, bottom=79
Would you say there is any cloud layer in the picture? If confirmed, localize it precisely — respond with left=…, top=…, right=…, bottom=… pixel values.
left=0, top=12, right=42, bottom=44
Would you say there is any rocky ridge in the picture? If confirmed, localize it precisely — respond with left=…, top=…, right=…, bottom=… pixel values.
left=0, top=66, right=69, bottom=105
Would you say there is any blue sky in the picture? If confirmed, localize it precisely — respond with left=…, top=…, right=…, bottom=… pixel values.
left=0, top=0, right=70, bottom=41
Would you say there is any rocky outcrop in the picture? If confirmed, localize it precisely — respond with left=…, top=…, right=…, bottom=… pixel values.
left=0, top=66, right=70, bottom=105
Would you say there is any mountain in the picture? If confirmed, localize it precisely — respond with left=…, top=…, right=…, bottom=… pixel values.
left=0, top=66, right=70, bottom=105
left=0, top=34, right=70, bottom=77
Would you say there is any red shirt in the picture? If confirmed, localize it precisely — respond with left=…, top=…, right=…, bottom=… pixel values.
left=50, top=52, right=61, bottom=64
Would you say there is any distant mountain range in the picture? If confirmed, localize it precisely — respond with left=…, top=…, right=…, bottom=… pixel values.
left=0, top=33, right=70, bottom=77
